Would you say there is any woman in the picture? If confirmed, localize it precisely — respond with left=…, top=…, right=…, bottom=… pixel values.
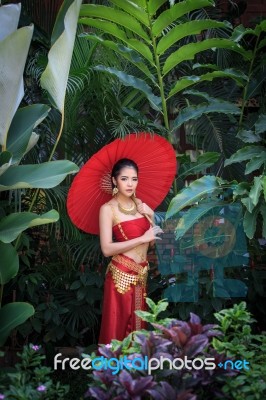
left=98, top=158, right=163, bottom=345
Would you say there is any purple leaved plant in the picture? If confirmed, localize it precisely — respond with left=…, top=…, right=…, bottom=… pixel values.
left=87, top=312, right=236, bottom=399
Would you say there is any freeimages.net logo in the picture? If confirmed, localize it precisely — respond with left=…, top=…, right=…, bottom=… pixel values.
left=54, top=354, right=250, bottom=375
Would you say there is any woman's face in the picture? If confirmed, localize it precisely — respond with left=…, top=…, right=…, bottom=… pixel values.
left=113, top=166, right=138, bottom=197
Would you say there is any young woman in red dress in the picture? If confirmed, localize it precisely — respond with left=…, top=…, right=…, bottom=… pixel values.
left=98, top=158, right=163, bottom=345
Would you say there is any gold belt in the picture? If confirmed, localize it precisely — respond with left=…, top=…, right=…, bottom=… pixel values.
left=106, top=255, right=149, bottom=294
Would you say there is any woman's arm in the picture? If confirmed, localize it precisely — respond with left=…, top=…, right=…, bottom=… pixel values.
left=99, top=204, right=162, bottom=257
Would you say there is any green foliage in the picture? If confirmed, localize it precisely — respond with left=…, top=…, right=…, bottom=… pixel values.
left=0, top=242, right=19, bottom=285
left=225, top=145, right=266, bottom=170
left=178, top=152, right=220, bottom=177
left=0, top=344, right=69, bottom=399
left=0, top=25, right=33, bottom=149
left=176, top=19, right=266, bottom=240
left=174, top=201, right=223, bottom=240
left=86, top=299, right=266, bottom=399
left=94, top=66, right=162, bottom=111
left=0, top=1, right=80, bottom=347
left=135, top=297, right=173, bottom=325
left=0, top=303, right=34, bottom=347
left=223, top=116, right=266, bottom=239
left=213, top=302, right=266, bottom=400
left=0, top=211, right=59, bottom=243
left=213, top=301, right=256, bottom=342
left=6, top=105, right=50, bottom=164
left=14, top=265, right=103, bottom=346
left=233, top=174, right=265, bottom=240
left=41, top=0, right=82, bottom=113
left=173, top=93, right=241, bottom=129
left=79, top=0, right=250, bottom=132
left=0, top=161, right=78, bottom=191
left=166, top=175, right=219, bottom=219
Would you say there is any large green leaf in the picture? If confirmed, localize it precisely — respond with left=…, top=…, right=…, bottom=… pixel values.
left=94, top=66, right=161, bottom=111
left=236, top=129, right=262, bottom=143
left=7, top=104, right=50, bottom=164
left=0, top=3, right=21, bottom=40
left=224, top=145, right=266, bottom=167
left=163, top=39, right=251, bottom=76
left=126, top=38, right=154, bottom=64
left=255, top=114, right=266, bottom=135
left=243, top=206, right=260, bottom=239
left=0, top=211, right=59, bottom=243
left=80, top=18, right=154, bottom=64
left=168, top=69, right=247, bottom=98
left=80, top=5, right=150, bottom=42
left=231, top=25, right=255, bottom=42
left=254, top=19, right=266, bottom=36
left=177, top=152, right=221, bottom=180
left=80, top=34, right=154, bottom=81
left=0, top=242, right=19, bottom=285
left=148, top=0, right=167, bottom=17
left=168, top=76, right=201, bottom=98
left=0, top=25, right=33, bottom=148
left=241, top=197, right=255, bottom=213
left=157, top=20, right=230, bottom=55
left=80, top=17, right=127, bottom=42
left=166, top=175, right=218, bottom=219
left=0, top=160, right=79, bottom=191
left=108, top=0, right=149, bottom=26
left=249, top=176, right=263, bottom=207
left=233, top=182, right=250, bottom=197
left=51, top=0, right=74, bottom=45
left=152, top=0, right=214, bottom=37
left=41, top=0, right=82, bottom=112
left=174, top=201, right=222, bottom=240
left=173, top=99, right=240, bottom=129
left=0, top=302, right=34, bottom=346
left=245, top=154, right=266, bottom=174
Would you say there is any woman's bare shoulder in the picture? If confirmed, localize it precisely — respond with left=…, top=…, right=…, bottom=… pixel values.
left=100, top=200, right=116, bottom=212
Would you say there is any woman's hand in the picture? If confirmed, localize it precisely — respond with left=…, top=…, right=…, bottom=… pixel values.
left=142, top=225, right=163, bottom=243
left=135, top=199, right=154, bottom=218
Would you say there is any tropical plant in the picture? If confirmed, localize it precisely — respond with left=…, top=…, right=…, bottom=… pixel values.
left=12, top=263, right=104, bottom=346
left=213, top=301, right=266, bottom=400
left=84, top=297, right=236, bottom=400
left=78, top=0, right=251, bottom=140
left=0, top=0, right=82, bottom=346
left=166, top=19, right=266, bottom=240
left=224, top=116, right=266, bottom=240
left=0, top=344, right=69, bottom=399
left=1, top=0, right=126, bottom=349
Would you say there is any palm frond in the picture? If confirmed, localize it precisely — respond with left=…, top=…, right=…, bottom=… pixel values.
left=62, top=235, right=103, bottom=268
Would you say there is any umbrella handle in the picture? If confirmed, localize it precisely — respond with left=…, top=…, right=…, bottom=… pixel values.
left=144, top=213, right=154, bottom=226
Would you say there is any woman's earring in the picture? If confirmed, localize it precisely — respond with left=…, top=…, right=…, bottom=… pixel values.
left=112, top=185, right=118, bottom=196
left=133, top=191, right=136, bottom=198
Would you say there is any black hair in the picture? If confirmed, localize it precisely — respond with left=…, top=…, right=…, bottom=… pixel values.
left=111, top=158, right=138, bottom=188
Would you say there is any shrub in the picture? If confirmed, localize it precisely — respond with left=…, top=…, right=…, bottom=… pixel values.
left=84, top=298, right=235, bottom=400
left=0, top=344, right=69, bottom=399
left=213, top=301, right=266, bottom=400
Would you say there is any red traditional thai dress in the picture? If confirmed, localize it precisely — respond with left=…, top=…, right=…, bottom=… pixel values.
left=98, top=214, right=151, bottom=345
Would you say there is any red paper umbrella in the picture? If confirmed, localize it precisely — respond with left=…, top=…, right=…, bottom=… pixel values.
left=67, top=132, right=177, bottom=234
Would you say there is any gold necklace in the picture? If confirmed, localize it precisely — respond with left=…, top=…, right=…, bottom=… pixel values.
left=117, top=200, right=137, bottom=215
